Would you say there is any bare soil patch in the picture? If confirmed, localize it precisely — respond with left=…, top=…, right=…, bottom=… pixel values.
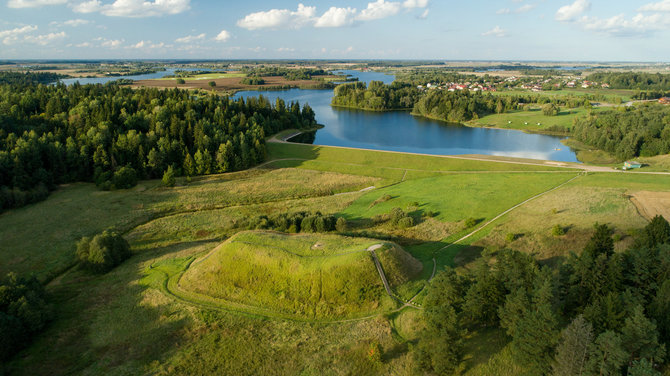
left=630, top=191, right=670, bottom=221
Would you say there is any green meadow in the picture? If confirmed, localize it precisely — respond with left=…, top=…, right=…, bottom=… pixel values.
left=3, top=140, right=669, bottom=375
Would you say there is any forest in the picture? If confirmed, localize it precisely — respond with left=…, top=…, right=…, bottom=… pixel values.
left=417, top=217, right=670, bottom=375
left=331, top=81, right=420, bottom=110
left=331, top=80, right=591, bottom=123
left=572, top=104, right=670, bottom=159
left=587, top=72, right=670, bottom=90
left=0, top=73, right=316, bottom=211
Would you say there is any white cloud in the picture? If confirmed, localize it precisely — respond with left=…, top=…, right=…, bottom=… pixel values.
left=498, top=4, right=535, bottom=14
left=215, top=30, right=231, bottom=42
left=579, top=13, right=670, bottom=36
left=277, top=47, right=295, bottom=52
left=130, top=40, right=164, bottom=49
left=556, top=0, right=591, bottom=22
left=497, top=8, right=511, bottom=14
left=402, top=0, right=428, bottom=8
left=63, top=19, right=91, bottom=26
left=357, top=0, right=402, bottom=21
left=75, top=41, right=92, bottom=47
left=175, top=33, right=205, bottom=43
left=315, top=7, right=357, bottom=27
left=0, top=25, right=38, bottom=44
left=72, top=0, right=190, bottom=17
left=24, top=31, right=66, bottom=45
left=418, top=8, right=429, bottom=19
left=237, top=4, right=316, bottom=30
left=482, top=25, right=506, bottom=37
left=7, top=0, right=66, bottom=8
left=100, top=38, right=123, bottom=48
left=639, top=0, right=670, bottom=12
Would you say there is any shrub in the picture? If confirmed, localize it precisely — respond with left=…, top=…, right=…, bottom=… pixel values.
left=176, top=78, right=185, bottom=84
left=398, top=216, right=415, bottom=228
left=506, top=232, right=516, bottom=243
left=336, top=217, right=348, bottom=232
left=390, top=207, right=406, bottom=225
left=112, top=166, right=137, bottom=189
left=76, top=231, right=131, bottom=274
left=465, top=217, right=477, bottom=228
left=208, top=81, right=216, bottom=87
left=162, top=166, right=176, bottom=187
left=552, top=224, right=565, bottom=236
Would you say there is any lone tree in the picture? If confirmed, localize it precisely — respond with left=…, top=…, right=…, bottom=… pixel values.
left=208, top=81, right=216, bottom=87
left=76, top=231, right=131, bottom=274
left=543, top=103, right=560, bottom=116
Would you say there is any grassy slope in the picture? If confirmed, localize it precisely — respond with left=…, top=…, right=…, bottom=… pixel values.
left=0, top=168, right=378, bottom=280
left=469, top=106, right=599, bottom=132
left=5, top=141, right=670, bottom=375
left=179, top=231, right=409, bottom=319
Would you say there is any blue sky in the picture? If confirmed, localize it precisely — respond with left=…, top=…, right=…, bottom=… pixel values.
left=1, top=0, right=670, bottom=61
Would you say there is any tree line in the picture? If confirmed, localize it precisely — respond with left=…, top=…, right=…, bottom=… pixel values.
left=416, top=217, right=670, bottom=375
left=0, top=75, right=317, bottom=211
left=331, top=80, right=592, bottom=123
left=572, top=104, right=670, bottom=159
left=587, top=72, right=670, bottom=90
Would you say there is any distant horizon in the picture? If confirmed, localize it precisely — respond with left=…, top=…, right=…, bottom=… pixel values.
left=2, top=1, right=670, bottom=61
left=3, top=59, right=670, bottom=64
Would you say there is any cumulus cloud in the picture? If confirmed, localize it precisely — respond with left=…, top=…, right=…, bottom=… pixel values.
left=7, top=0, right=66, bottom=8
left=237, top=1, right=429, bottom=30
left=402, top=0, right=428, bottom=8
left=314, top=7, right=357, bottom=27
left=72, top=0, right=190, bottom=17
left=579, top=13, right=670, bottom=36
left=357, top=0, right=402, bottom=21
left=1, top=26, right=66, bottom=45
left=99, top=38, right=123, bottom=48
left=175, top=33, right=205, bottom=43
left=0, top=25, right=38, bottom=44
left=556, top=0, right=591, bottom=22
left=215, top=30, right=231, bottom=42
left=130, top=40, right=165, bottom=49
left=63, top=19, right=91, bottom=26
left=482, top=25, right=506, bottom=37
left=638, top=0, right=670, bottom=12
left=237, top=4, right=316, bottom=30
left=277, top=47, right=295, bottom=52
left=24, top=31, right=66, bottom=45
left=497, top=4, right=536, bottom=15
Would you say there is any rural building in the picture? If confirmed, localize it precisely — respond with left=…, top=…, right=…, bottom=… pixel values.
left=624, top=161, right=642, bottom=170
left=659, top=97, right=670, bottom=104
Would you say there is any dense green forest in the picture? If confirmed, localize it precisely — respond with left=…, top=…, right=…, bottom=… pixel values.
left=572, top=104, right=670, bottom=159
left=587, top=72, right=670, bottom=90
left=417, top=217, right=670, bottom=375
left=0, top=73, right=316, bottom=211
left=331, top=80, right=591, bottom=123
left=331, top=81, right=420, bottom=110
left=0, top=72, right=65, bottom=85
left=243, top=67, right=328, bottom=81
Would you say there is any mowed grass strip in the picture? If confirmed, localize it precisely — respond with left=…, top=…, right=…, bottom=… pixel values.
left=266, top=142, right=578, bottom=178
left=178, top=231, right=417, bottom=319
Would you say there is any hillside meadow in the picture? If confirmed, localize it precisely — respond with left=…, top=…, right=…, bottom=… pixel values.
left=3, top=141, right=670, bottom=375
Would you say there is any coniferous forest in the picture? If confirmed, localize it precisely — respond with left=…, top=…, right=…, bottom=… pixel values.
left=0, top=74, right=316, bottom=211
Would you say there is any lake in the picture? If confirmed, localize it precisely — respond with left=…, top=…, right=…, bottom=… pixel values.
left=234, top=70, right=579, bottom=162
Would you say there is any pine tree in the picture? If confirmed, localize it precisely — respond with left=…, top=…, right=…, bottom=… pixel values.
left=620, top=305, right=666, bottom=365
left=588, top=331, right=627, bottom=376
left=552, top=315, right=593, bottom=376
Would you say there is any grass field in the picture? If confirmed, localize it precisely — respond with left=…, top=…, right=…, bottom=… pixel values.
left=3, top=139, right=670, bottom=375
left=157, top=72, right=247, bottom=80
left=0, top=168, right=377, bottom=280
left=491, top=88, right=634, bottom=102
left=177, top=231, right=418, bottom=319
left=469, top=106, right=600, bottom=132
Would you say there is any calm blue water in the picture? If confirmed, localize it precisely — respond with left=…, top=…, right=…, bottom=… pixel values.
left=234, top=70, right=579, bottom=162
left=59, top=67, right=218, bottom=85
